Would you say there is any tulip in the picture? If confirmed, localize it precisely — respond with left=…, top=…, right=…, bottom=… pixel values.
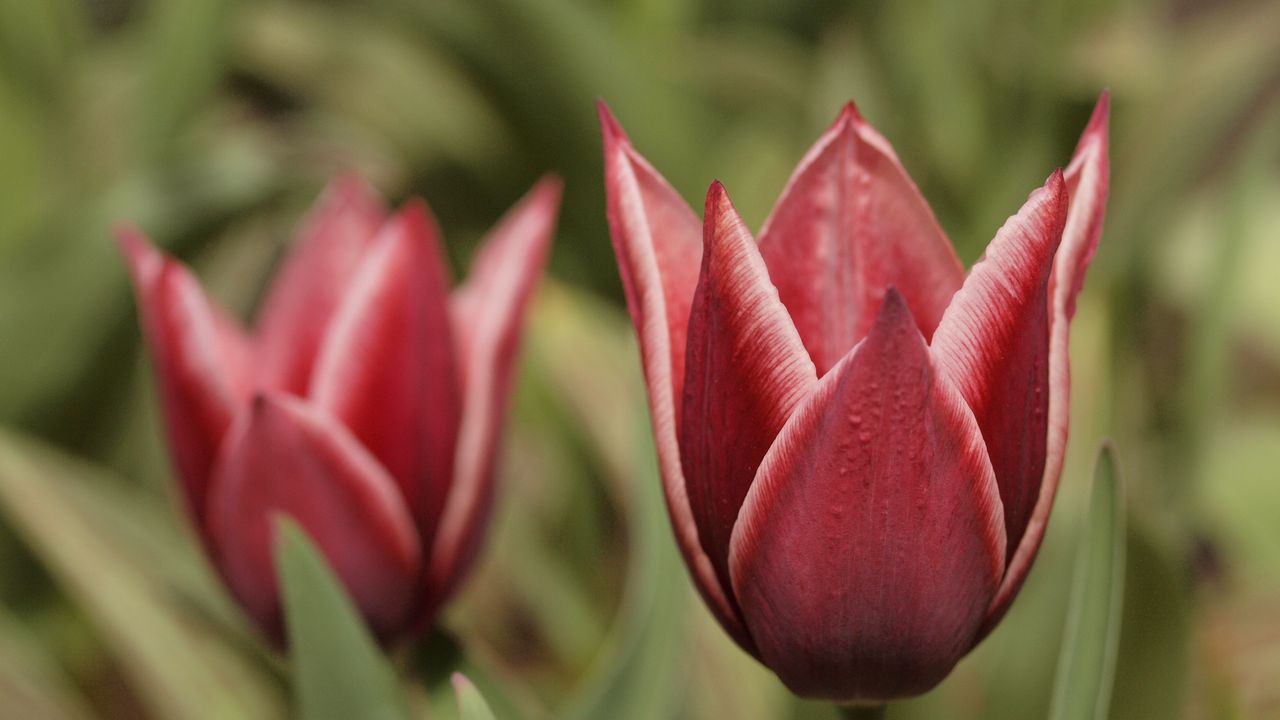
left=600, top=95, right=1108, bottom=701
left=118, top=176, right=560, bottom=645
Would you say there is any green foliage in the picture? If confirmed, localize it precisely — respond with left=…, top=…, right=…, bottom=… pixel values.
left=275, top=518, right=408, bottom=720
left=0, top=0, right=1278, bottom=717
left=1050, top=444, right=1126, bottom=720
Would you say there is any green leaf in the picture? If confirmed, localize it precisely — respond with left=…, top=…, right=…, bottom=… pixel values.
left=452, top=672, right=498, bottom=720
left=1049, top=443, right=1127, bottom=720
left=0, top=430, right=282, bottom=719
left=275, top=517, right=408, bottom=720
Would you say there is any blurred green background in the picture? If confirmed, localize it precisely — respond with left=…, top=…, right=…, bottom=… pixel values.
left=2, top=0, right=1279, bottom=717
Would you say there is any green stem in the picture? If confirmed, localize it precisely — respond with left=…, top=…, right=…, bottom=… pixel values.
left=838, top=705, right=887, bottom=720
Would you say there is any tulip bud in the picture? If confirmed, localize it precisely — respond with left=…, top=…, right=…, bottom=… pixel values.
left=600, top=93, right=1109, bottom=701
left=119, top=176, right=560, bottom=645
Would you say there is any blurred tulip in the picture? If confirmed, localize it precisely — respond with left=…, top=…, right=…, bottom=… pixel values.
left=118, top=176, right=560, bottom=645
left=600, top=94, right=1108, bottom=701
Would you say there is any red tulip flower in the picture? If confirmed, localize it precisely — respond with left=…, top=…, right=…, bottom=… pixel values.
left=118, top=176, right=560, bottom=645
left=600, top=96, right=1108, bottom=701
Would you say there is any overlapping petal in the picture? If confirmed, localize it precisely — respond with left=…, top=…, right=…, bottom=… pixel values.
left=729, top=290, right=1005, bottom=701
left=598, top=103, right=755, bottom=648
left=309, top=201, right=460, bottom=549
left=931, top=171, right=1068, bottom=567
left=206, top=394, right=423, bottom=645
left=680, top=181, right=817, bottom=596
left=982, top=93, right=1110, bottom=633
left=424, top=176, right=560, bottom=622
left=255, top=175, right=385, bottom=394
left=116, top=227, right=251, bottom=538
left=757, top=103, right=965, bottom=374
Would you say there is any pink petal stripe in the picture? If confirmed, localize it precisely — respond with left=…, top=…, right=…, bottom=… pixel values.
left=680, top=181, right=817, bottom=598
left=981, top=93, right=1110, bottom=634
left=598, top=102, right=756, bottom=651
left=931, top=171, right=1067, bottom=568
left=255, top=175, right=385, bottom=394
left=116, top=226, right=251, bottom=539
left=206, top=393, right=423, bottom=645
left=758, top=103, right=965, bottom=375
left=729, top=290, right=1004, bottom=701
left=309, top=201, right=461, bottom=550
left=421, top=177, right=560, bottom=624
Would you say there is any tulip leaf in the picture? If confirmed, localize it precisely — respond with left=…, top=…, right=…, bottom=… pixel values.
left=1049, top=443, right=1126, bottom=720
left=452, top=672, right=498, bottom=720
left=0, top=429, right=282, bottom=720
left=274, top=517, right=408, bottom=720
left=555, top=423, right=687, bottom=720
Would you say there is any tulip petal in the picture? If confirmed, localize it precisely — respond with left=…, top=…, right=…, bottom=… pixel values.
left=757, top=103, right=965, bottom=375
left=982, top=93, right=1110, bottom=633
left=931, top=171, right=1067, bottom=570
left=116, top=227, right=251, bottom=539
left=729, top=290, right=1005, bottom=701
left=256, top=175, right=385, bottom=394
left=680, top=182, right=817, bottom=595
left=423, top=177, right=560, bottom=622
left=599, top=103, right=755, bottom=648
left=206, top=394, right=423, bottom=645
left=308, top=201, right=461, bottom=550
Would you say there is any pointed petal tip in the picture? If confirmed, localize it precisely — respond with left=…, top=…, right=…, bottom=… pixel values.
left=1088, top=89, right=1111, bottom=132
left=835, top=100, right=864, bottom=124
left=597, top=100, right=630, bottom=148
left=526, top=173, right=565, bottom=213
left=114, top=224, right=167, bottom=286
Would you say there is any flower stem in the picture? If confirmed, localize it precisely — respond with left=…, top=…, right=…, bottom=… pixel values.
left=838, top=705, right=887, bottom=720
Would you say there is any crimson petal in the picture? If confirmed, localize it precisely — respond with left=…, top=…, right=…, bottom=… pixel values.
left=116, top=227, right=251, bottom=540
left=758, top=103, right=965, bottom=375
left=931, top=171, right=1068, bottom=569
left=206, top=394, right=422, bottom=645
left=729, top=290, right=1004, bottom=701
left=598, top=102, right=755, bottom=648
left=255, top=175, right=385, bottom=394
left=982, top=93, right=1110, bottom=633
left=423, top=177, right=560, bottom=622
left=681, top=181, right=816, bottom=596
left=309, top=201, right=460, bottom=550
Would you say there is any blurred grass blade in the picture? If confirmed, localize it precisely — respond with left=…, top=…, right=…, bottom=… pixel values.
left=452, top=673, right=497, bottom=720
left=556, top=423, right=687, bottom=720
left=0, top=429, right=282, bottom=719
left=0, top=605, right=94, bottom=720
left=275, top=517, right=407, bottom=720
left=1050, top=443, right=1127, bottom=720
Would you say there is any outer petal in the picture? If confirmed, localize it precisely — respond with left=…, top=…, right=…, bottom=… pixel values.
left=680, top=182, right=816, bottom=596
left=422, top=177, right=560, bottom=622
left=309, top=201, right=460, bottom=550
left=207, top=394, right=423, bottom=645
left=598, top=102, right=754, bottom=648
left=116, top=227, right=251, bottom=539
left=982, top=93, right=1110, bottom=633
left=757, top=103, right=965, bottom=375
left=255, top=175, right=385, bottom=394
left=931, top=171, right=1068, bottom=568
left=729, top=290, right=1005, bottom=701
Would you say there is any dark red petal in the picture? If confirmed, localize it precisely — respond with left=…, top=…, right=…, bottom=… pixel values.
left=206, top=394, right=423, bottom=645
left=757, top=103, right=965, bottom=375
left=599, top=102, right=755, bottom=649
left=982, top=93, right=1110, bottom=634
left=116, top=226, right=251, bottom=540
left=308, top=201, right=460, bottom=550
left=680, top=181, right=817, bottom=597
left=421, top=177, right=560, bottom=624
left=729, top=290, right=1004, bottom=701
left=255, top=175, right=385, bottom=394
left=931, top=171, right=1068, bottom=568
